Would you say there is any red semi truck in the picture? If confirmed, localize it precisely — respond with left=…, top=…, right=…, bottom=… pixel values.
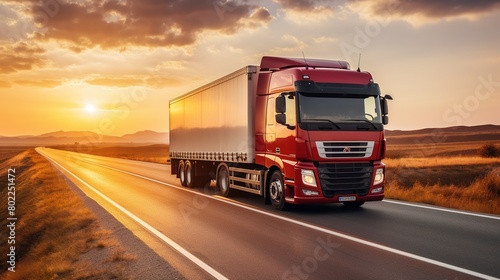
left=169, top=56, right=392, bottom=210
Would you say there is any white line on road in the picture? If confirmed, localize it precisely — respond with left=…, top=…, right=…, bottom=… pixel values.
left=41, top=149, right=500, bottom=280
left=38, top=149, right=228, bottom=280
left=383, top=199, right=500, bottom=220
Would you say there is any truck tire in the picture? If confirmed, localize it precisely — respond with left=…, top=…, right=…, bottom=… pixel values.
left=185, top=161, right=195, bottom=188
left=178, top=161, right=187, bottom=187
left=217, top=164, right=231, bottom=197
left=269, top=170, right=286, bottom=210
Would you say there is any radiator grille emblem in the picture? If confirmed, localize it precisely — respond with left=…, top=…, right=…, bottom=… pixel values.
left=316, top=141, right=375, bottom=159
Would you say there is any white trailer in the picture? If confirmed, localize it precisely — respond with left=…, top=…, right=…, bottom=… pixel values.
left=169, top=66, right=264, bottom=194
left=169, top=66, right=259, bottom=163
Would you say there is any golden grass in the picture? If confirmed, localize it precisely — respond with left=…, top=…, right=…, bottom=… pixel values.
left=385, top=167, right=500, bottom=214
left=0, top=146, right=30, bottom=163
left=384, top=133, right=500, bottom=215
left=385, top=155, right=500, bottom=214
left=0, top=148, right=133, bottom=279
left=384, top=156, right=500, bottom=168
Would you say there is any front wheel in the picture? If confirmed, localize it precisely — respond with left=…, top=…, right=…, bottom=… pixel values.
left=217, top=164, right=231, bottom=197
left=268, top=170, right=286, bottom=210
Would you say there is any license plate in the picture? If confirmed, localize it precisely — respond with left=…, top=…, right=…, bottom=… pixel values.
left=339, top=196, right=356, bottom=202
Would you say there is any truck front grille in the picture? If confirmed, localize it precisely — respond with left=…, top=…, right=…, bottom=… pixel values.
left=316, top=141, right=374, bottom=159
left=316, top=163, right=373, bottom=197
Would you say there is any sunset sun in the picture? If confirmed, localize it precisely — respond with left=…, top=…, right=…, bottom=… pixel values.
left=85, top=104, right=96, bottom=113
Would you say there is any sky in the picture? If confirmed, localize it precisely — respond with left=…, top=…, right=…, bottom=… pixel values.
left=1, top=0, right=499, bottom=136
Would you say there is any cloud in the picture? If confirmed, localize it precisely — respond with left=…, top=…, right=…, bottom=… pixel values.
left=86, top=77, right=144, bottom=87
left=275, top=0, right=333, bottom=10
left=239, top=7, right=273, bottom=28
left=274, top=0, right=335, bottom=23
left=85, top=75, right=186, bottom=88
left=145, top=76, right=187, bottom=89
left=0, top=42, right=46, bottom=73
left=0, top=2, right=32, bottom=41
left=15, top=79, right=63, bottom=88
left=268, top=34, right=307, bottom=54
left=25, top=0, right=271, bottom=51
left=348, top=0, right=500, bottom=25
left=314, top=36, right=338, bottom=43
left=0, top=80, right=11, bottom=88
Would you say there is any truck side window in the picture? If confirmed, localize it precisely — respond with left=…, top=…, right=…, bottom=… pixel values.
left=285, top=95, right=296, bottom=125
left=267, top=97, right=275, bottom=126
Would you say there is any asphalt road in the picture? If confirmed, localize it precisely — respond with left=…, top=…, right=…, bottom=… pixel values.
left=37, top=148, right=500, bottom=280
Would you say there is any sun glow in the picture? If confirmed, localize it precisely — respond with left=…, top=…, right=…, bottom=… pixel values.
left=85, top=104, right=96, bottom=113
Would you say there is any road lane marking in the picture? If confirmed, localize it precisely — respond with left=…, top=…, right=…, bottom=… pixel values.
left=41, top=149, right=500, bottom=280
left=383, top=199, right=500, bottom=220
left=37, top=149, right=228, bottom=280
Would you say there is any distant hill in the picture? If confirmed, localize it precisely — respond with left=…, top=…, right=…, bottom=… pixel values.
left=0, top=130, right=169, bottom=146
left=386, top=124, right=500, bottom=145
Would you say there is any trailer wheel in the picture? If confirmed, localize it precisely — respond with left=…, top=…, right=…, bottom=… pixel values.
left=217, top=164, right=231, bottom=197
left=269, top=170, right=286, bottom=210
left=185, top=161, right=195, bottom=188
left=178, top=161, right=187, bottom=187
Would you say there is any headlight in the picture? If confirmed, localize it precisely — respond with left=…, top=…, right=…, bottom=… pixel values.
left=301, top=169, right=317, bottom=187
left=373, top=168, right=384, bottom=185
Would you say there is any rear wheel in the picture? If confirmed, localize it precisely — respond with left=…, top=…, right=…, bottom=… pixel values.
left=269, top=170, right=286, bottom=210
left=217, top=164, right=231, bottom=197
left=178, top=161, right=186, bottom=187
left=185, top=161, right=195, bottom=188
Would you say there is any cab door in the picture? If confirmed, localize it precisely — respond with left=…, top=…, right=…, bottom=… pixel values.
left=274, top=93, right=297, bottom=169
left=265, top=96, right=276, bottom=155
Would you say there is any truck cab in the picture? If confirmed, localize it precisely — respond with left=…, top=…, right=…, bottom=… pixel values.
left=255, top=56, right=392, bottom=209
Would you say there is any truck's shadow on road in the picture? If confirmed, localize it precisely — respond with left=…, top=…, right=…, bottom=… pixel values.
left=219, top=188, right=380, bottom=216
left=286, top=203, right=367, bottom=214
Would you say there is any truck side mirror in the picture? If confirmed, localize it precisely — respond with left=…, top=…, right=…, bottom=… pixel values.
left=382, top=115, right=389, bottom=125
left=381, top=94, right=392, bottom=125
left=276, top=113, right=286, bottom=125
left=275, top=96, right=286, bottom=113
left=381, top=98, right=389, bottom=115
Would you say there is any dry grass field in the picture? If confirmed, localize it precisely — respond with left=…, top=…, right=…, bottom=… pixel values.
left=0, top=147, right=32, bottom=163
left=385, top=156, right=500, bottom=214
left=0, top=148, right=133, bottom=279
left=385, top=126, right=500, bottom=214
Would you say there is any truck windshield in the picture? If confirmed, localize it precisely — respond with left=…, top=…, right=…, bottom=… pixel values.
left=298, top=93, right=382, bottom=127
